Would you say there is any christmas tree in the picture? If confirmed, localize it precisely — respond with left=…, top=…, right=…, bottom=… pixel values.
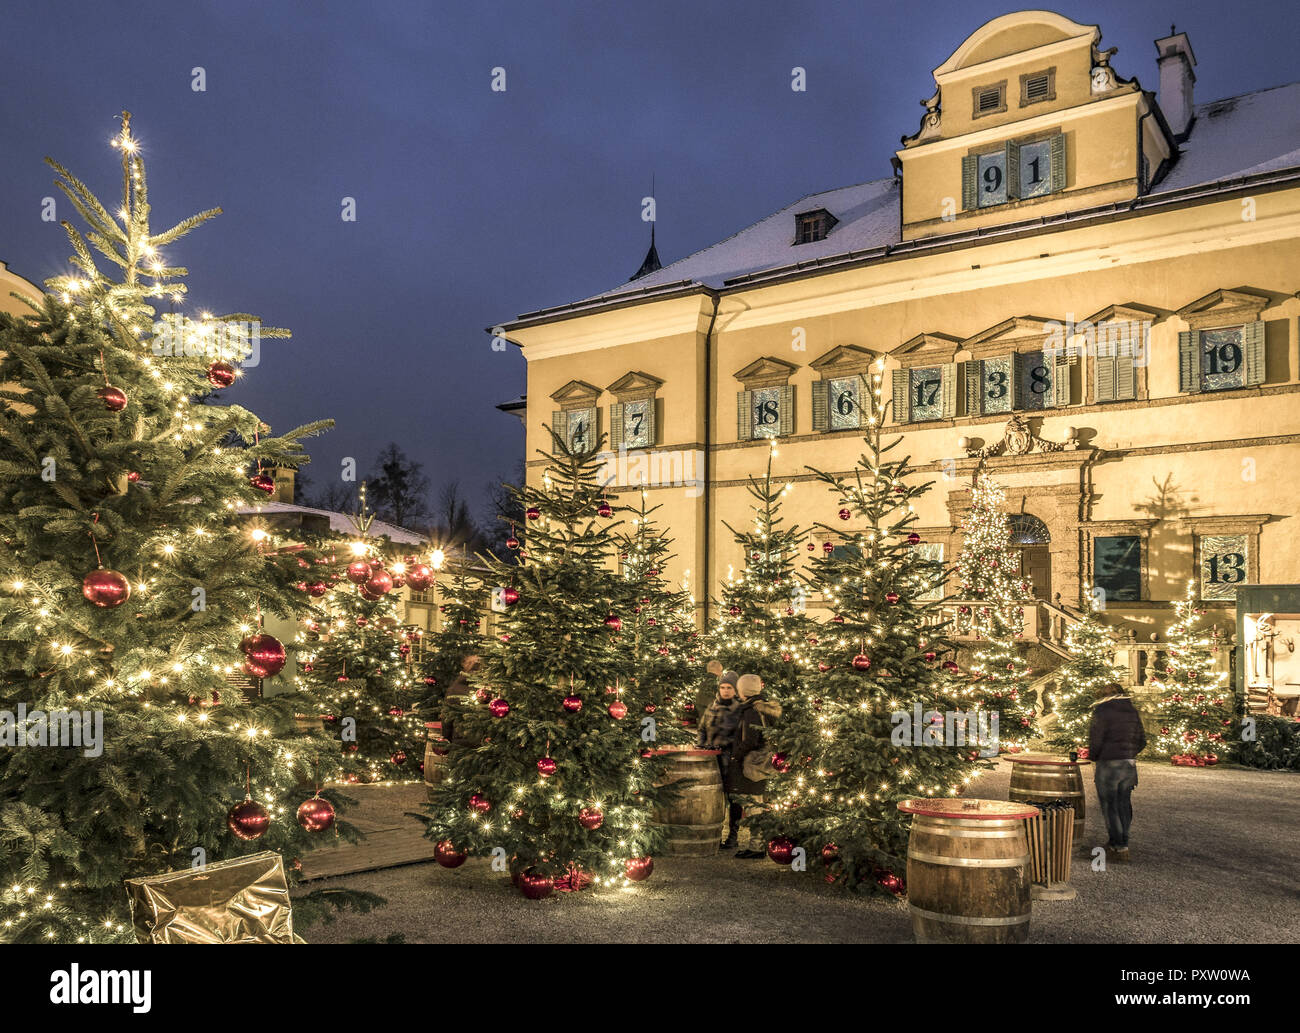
left=298, top=530, right=429, bottom=783
left=748, top=362, right=984, bottom=893
left=0, top=115, right=358, bottom=940
left=955, top=472, right=1037, bottom=750
left=1150, top=581, right=1233, bottom=765
left=710, top=441, right=816, bottom=701
left=420, top=431, right=666, bottom=895
left=1045, top=599, right=1127, bottom=755
left=613, top=489, right=698, bottom=742
left=420, top=548, right=485, bottom=711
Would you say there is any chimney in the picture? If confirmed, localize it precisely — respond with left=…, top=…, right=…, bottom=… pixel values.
left=271, top=467, right=295, bottom=504
left=1155, top=25, right=1196, bottom=141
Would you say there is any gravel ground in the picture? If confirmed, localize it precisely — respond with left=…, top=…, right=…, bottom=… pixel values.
left=299, top=762, right=1300, bottom=944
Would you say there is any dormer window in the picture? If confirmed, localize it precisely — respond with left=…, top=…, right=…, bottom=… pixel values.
left=794, top=208, right=837, bottom=245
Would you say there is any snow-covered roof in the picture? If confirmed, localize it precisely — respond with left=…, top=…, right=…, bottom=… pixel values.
left=237, top=501, right=426, bottom=544
left=569, top=82, right=1300, bottom=306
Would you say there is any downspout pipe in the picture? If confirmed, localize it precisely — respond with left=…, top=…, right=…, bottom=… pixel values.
left=701, top=290, right=720, bottom=626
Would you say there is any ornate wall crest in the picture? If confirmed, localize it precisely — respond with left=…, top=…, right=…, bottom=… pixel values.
left=963, top=413, right=1078, bottom=458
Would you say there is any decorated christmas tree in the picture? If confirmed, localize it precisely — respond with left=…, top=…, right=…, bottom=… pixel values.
left=420, top=431, right=666, bottom=897
left=1045, top=599, right=1127, bottom=755
left=612, top=489, right=698, bottom=742
left=748, top=362, right=985, bottom=894
left=1150, top=581, right=1233, bottom=765
left=0, top=115, right=357, bottom=941
left=709, top=441, right=816, bottom=701
left=420, top=548, right=485, bottom=710
left=955, top=472, right=1037, bottom=750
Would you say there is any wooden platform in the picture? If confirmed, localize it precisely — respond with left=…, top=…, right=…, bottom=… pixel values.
left=298, top=782, right=439, bottom=881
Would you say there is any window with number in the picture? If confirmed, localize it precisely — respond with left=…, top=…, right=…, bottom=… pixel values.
left=976, top=151, right=1007, bottom=207
left=1016, top=350, right=1055, bottom=411
left=1199, top=534, right=1249, bottom=600
left=1016, top=139, right=1054, bottom=199
left=621, top=398, right=651, bottom=448
left=909, top=367, right=945, bottom=421
left=566, top=406, right=596, bottom=453
left=1201, top=328, right=1245, bottom=391
left=1179, top=322, right=1265, bottom=394
left=1093, top=536, right=1141, bottom=603
left=827, top=376, right=862, bottom=430
left=975, top=355, right=1013, bottom=414
left=963, top=132, right=1065, bottom=211
left=752, top=387, right=784, bottom=438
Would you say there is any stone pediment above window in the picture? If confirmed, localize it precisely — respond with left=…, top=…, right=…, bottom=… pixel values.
left=893, top=332, right=961, bottom=369
left=549, top=379, right=601, bottom=408
left=1176, top=289, right=1270, bottom=331
left=960, top=316, right=1064, bottom=357
left=734, top=356, right=799, bottom=389
left=606, top=370, right=664, bottom=401
left=809, top=344, right=878, bottom=377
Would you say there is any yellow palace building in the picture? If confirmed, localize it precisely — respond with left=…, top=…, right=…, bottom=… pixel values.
left=499, top=11, right=1300, bottom=712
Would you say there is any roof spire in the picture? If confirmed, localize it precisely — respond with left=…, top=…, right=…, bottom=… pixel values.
left=630, top=173, right=662, bottom=281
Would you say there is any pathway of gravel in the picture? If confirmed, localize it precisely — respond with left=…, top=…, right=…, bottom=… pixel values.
left=299, top=761, right=1299, bottom=943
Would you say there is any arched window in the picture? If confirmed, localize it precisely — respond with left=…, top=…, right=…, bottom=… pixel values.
left=1008, top=513, right=1050, bottom=545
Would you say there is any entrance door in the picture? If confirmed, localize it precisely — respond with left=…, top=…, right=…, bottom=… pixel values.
left=1019, top=545, right=1052, bottom=600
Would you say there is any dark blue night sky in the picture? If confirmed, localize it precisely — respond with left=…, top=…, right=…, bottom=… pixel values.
left=1, top=1, right=1294, bottom=516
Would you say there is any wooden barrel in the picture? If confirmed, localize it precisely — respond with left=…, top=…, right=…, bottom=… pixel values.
left=899, top=798, right=1037, bottom=944
left=649, top=749, right=725, bottom=856
left=424, top=721, right=450, bottom=801
left=1007, top=754, right=1088, bottom=847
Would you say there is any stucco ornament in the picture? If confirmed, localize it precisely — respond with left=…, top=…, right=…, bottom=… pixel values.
left=964, top=413, right=1077, bottom=458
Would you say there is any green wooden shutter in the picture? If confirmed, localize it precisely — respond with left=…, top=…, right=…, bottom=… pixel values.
left=1050, top=133, right=1066, bottom=192
left=965, top=360, right=983, bottom=417
left=1178, top=331, right=1201, bottom=393
left=891, top=370, right=910, bottom=424
left=1005, top=141, right=1021, bottom=199
left=940, top=363, right=958, bottom=418
left=1115, top=345, right=1136, bottom=400
left=858, top=373, right=873, bottom=426
left=550, top=410, right=568, bottom=449
left=737, top=390, right=752, bottom=441
left=1052, top=353, right=1072, bottom=407
left=961, top=155, right=978, bottom=210
left=1242, top=320, right=1266, bottom=385
left=1095, top=353, right=1117, bottom=402
left=811, top=380, right=828, bottom=432
left=647, top=398, right=659, bottom=445
left=779, top=384, right=795, bottom=436
left=609, top=403, right=624, bottom=450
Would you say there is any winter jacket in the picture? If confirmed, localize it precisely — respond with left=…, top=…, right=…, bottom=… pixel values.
left=698, top=695, right=741, bottom=750
left=1089, top=695, right=1147, bottom=762
left=726, top=696, right=783, bottom=794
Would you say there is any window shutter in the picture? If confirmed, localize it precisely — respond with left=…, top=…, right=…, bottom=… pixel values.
left=961, top=155, right=977, bottom=211
left=811, top=380, right=828, bottom=432
left=891, top=370, right=910, bottom=424
left=940, top=363, right=958, bottom=418
left=779, top=384, right=795, bottom=436
left=1012, top=351, right=1026, bottom=408
left=1005, top=141, right=1021, bottom=199
left=737, top=390, right=752, bottom=441
left=858, top=373, right=873, bottom=425
left=965, top=360, right=983, bottom=416
left=551, top=410, right=568, bottom=449
left=609, top=403, right=624, bottom=450
left=1115, top=346, right=1136, bottom=400
left=1242, top=320, right=1266, bottom=385
left=1178, top=331, right=1201, bottom=393
left=1095, top=353, right=1117, bottom=402
left=1052, top=352, right=1071, bottom=407
left=647, top=398, right=659, bottom=445
left=592, top=408, right=602, bottom=451
left=1049, top=133, right=1066, bottom=191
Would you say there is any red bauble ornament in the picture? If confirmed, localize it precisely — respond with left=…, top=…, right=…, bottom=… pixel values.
left=942, top=660, right=959, bottom=673
left=852, top=653, right=871, bottom=670
left=502, top=586, right=520, bottom=606
left=817, top=662, right=830, bottom=672
left=924, top=651, right=937, bottom=662
left=489, top=698, right=510, bottom=718
left=885, top=592, right=900, bottom=604
left=391, top=751, right=408, bottom=766
left=519, top=869, right=554, bottom=900
left=434, top=840, right=467, bottom=868
left=729, top=605, right=741, bottom=617
left=306, top=580, right=328, bottom=597
left=562, top=695, right=583, bottom=714
left=838, top=508, right=851, bottom=521
left=406, top=564, right=433, bottom=591
left=227, top=798, right=270, bottom=841
left=876, top=869, right=905, bottom=896
left=127, top=470, right=141, bottom=483
left=345, top=560, right=371, bottom=585
left=468, top=793, right=491, bottom=813
left=831, top=614, right=844, bottom=623
left=821, top=843, right=839, bottom=864
left=644, top=703, right=656, bottom=714
left=82, top=568, right=131, bottom=608
left=505, top=535, right=520, bottom=551
left=907, top=533, right=921, bottom=545
left=806, top=542, right=815, bottom=552
left=766, top=836, right=795, bottom=865
left=365, top=569, right=394, bottom=596
left=579, top=807, right=604, bottom=830
left=604, top=614, right=622, bottom=631
left=625, top=856, right=654, bottom=882
left=475, top=688, right=490, bottom=702
left=771, top=752, right=790, bottom=773
left=782, top=652, right=793, bottom=663
left=249, top=472, right=276, bottom=494
left=205, top=361, right=237, bottom=388
left=597, top=501, right=613, bottom=518
left=525, top=507, right=541, bottom=521
left=240, top=633, right=287, bottom=678
left=296, top=795, right=336, bottom=832
left=97, top=385, right=128, bottom=412
left=537, top=757, right=557, bottom=777
left=607, top=701, right=627, bottom=720
left=823, top=542, right=834, bottom=554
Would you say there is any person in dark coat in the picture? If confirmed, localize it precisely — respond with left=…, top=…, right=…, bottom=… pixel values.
left=699, top=671, right=742, bottom=848
left=1089, top=681, right=1147, bottom=862
left=726, top=674, right=782, bottom=858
